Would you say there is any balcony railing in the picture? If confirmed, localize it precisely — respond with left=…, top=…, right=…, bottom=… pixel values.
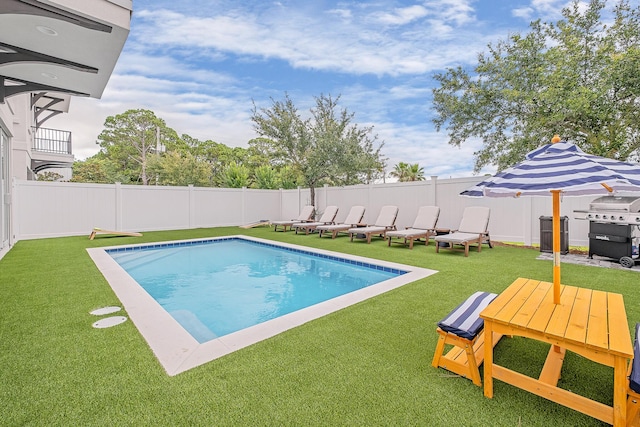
left=32, top=127, right=72, bottom=155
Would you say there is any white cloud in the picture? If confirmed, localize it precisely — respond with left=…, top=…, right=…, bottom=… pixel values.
left=130, top=2, right=496, bottom=77
left=325, top=82, right=488, bottom=177
left=48, top=71, right=256, bottom=160
left=422, top=0, right=476, bottom=27
left=512, top=0, right=574, bottom=21
left=116, top=52, right=235, bottom=86
left=374, top=122, right=494, bottom=178
left=512, top=7, right=534, bottom=20
left=327, top=8, right=353, bottom=22
left=373, top=5, right=429, bottom=25
left=48, top=0, right=539, bottom=177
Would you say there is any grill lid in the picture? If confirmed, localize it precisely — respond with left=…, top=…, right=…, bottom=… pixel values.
left=589, top=196, right=640, bottom=212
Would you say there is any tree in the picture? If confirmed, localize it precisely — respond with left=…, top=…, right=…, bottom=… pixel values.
left=432, top=0, right=640, bottom=172
left=405, top=163, right=425, bottom=181
left=389, top=162, right=409, bottom=181
left=72, top=109, right=276, bottom=187
left=278, top=165, right=302, bottom=189
left=149, top=151, right=211, bottom=187
left=222, top=162, right=250, bottom=188
left=251, top=93, right=385, bottom=205
left=389, top=162, right=425, bottom=182
left=253, top=165, right=279, bottom=189
left=173, top=134, right=251, bottom=187
left=71, top=154, right=130, bottom=184
left=71, top=158, right=109, bottom=183
left=97, top=109, right=180, bottom=184
left=36, top=171, right=64, bottom=181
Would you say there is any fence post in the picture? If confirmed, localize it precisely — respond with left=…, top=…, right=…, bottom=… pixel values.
left=324, top=183, right=328, bottom=211
left=115, top=182, right=122, bottom=231
left=524, top=197, right=533, bottom=246
left=188, top=185, right=195, bottom=229
left=242, top=186, right=247, bottom=226
left=10, top=177, right=17, bottom=244
left=429, top=176, right=438, bottom=206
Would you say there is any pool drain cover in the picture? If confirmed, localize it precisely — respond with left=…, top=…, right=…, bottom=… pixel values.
left=90, top=306, right=121, bottom=316
left=92, top=316, right=127, bottom=329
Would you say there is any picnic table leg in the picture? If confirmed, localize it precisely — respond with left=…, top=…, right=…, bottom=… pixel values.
left=539, top=345, right=566, bottom=386
left=613, top=355, right=627, bottom=427
left=483, top=321, right=494, bottom=398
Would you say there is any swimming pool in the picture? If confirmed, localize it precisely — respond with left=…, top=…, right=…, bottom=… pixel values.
left=107, top=238, right=402, bottom=343
left=88, top=236, right=437, bottom=375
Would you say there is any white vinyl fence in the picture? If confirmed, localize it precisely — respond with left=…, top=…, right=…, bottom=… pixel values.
left=13, top=176, right=629, bottom=247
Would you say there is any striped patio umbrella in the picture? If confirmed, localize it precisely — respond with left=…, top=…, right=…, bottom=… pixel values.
left=461, top=136, right=640, bottom=303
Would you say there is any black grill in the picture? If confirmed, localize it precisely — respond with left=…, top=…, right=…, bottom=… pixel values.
left=574, top=196, right=640, bottom=267
left=588, top=222, right=637, bottom=267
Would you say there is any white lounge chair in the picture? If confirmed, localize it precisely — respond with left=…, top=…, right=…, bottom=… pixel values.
left=386, top=206, right=440, bottom=249
left=272, top=205, right=315, bottom=232
left=292, top=206, right=339, bottom=234
left=434, top=206, right=491, bottom=257
left=317, top=206, right=366, bottom=239
left=347, top=205, right=399, bottom=244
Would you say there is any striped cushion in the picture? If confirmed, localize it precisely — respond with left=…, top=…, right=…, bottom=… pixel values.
left=630, top=323, right=640, bottom=393
left=438, top=292, right=498, bottom=340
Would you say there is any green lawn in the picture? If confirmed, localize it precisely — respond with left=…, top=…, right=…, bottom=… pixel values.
left=1, top=227, right=637, bottom=426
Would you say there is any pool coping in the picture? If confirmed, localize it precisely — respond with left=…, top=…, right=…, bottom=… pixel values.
left=87, top=235, right=437, bottom=376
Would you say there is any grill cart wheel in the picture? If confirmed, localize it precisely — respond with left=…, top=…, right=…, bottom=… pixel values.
left=620, top=256, right=635, bottom=268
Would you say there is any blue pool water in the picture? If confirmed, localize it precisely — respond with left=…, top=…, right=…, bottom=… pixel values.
left=107, top=238, right=404, bottom=343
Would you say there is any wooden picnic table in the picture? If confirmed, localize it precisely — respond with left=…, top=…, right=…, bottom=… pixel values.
left=480, top=277, right=634, bottom=426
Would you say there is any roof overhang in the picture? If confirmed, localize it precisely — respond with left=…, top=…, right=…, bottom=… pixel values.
left=0, top=0, right=132, bottom=102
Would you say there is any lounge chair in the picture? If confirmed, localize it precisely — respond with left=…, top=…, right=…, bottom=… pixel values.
left=317, top=206, right=366, bottom=239
left=272, top=205, right=315, bottom=232
left=434, top=206, right=491, bottom=257
left=386, top=206, right=440, bottom=249
left=347, top=205, right=399, bottom=244
left=292, top=206, right=339, bottom=234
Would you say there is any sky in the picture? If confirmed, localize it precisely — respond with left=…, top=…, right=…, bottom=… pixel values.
left=48, top=0, right=584, bottom=179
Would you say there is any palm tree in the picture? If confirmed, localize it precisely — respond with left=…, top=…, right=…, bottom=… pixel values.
left=389, top=162, right=409, bottom=181
left=389, top=162, right=425, bottom=182
left=405, top=163, right=425, bottom=181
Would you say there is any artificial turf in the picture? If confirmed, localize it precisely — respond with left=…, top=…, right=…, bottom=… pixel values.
left=1, top=226, right=638, bottom=426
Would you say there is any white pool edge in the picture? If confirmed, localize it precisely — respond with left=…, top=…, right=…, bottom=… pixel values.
left=87, top=235, right=438, bottom=376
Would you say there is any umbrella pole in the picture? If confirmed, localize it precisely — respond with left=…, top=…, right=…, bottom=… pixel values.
left=552, top=190, right=561, bottom=304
